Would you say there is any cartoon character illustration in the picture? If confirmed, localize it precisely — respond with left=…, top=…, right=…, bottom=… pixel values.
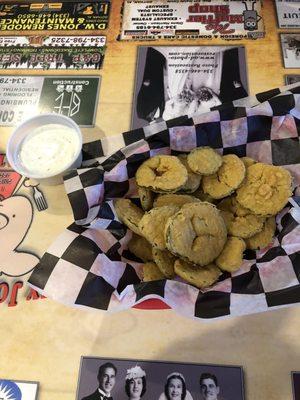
left=0, top=157, right=48, bottom=211
left=24, top=179, right=48, bottom=212
left=242, top=1, right=262, bottom=31
left=0, top=380, right=22, bottom=400
left=0, top=196, right=39, bottom=277
left=82, top=6, right=94, bottom=15
left=0, top=5, right=17, bottom=16
left=76, top=3, right=97, bottom=15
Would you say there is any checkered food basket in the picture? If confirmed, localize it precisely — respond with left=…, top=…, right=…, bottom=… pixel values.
left=29, top=84, right=300, bottom=319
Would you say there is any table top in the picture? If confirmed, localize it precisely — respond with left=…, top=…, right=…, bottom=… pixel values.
left=1, top=1, right=300, bottom=399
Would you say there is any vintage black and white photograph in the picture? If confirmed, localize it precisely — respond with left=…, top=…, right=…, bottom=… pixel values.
left=292, top=372, right=300, bottom=400
left=76, top=357, right=244, bottom=400
left=131, top=46, right=248, bottom=129
left=285, top=74, right=300, bottom=85
left=275, top=0, right=300, bottom=29
left=280, top=33, right=300, bottom=68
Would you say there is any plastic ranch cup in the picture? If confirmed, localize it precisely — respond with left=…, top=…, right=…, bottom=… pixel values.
left=6, top=114, right=83, bottom=186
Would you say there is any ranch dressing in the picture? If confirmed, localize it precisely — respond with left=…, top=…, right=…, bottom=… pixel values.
left=19, top=123, right=80, bottom=177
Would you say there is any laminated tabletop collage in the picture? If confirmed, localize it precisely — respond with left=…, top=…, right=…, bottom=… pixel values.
left=0, top=0, right=300, bottom=399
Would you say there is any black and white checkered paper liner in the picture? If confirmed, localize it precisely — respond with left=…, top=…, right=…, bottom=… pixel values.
left=29, top=84, right=300, bottom=320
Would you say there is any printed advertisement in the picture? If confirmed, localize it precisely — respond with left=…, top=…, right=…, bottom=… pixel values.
left=0, top=2, right=110, bottom=31
left=77, top=357, right=245, bottom=400
left=0, top=35, right=106, bottom=69
left=275, top=0, right=300, bottom=28
left=119, top=0, right=265, bottom=41
left=132, top=45, right=248, bottom=129
left=0, top=76, right=100, bottom=127
left=0, top=380, right=39, bottom=400
left=280, top=33, right=300, bottom=68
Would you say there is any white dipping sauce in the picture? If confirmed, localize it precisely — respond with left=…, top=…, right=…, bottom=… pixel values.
left=19, top=123, right=80, bottom=177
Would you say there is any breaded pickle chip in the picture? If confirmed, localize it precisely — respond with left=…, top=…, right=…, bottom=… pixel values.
left=119, top=150, right=291, bottom=287
left=215, top=236, right=246, bottom=272
left=236, top=163, right=292, bottom=216
left=114, top=199, right=144, bottom=235
left=187, top=146, right=223, bottom=175
left=177, top=154, right=202, bottom=193
left=138, top=186, right=154, bottom=211
left=139, top=205, right=180, bottom=250
left=165, top=202, right=227, bottom=266
left=153, top=194, right=198, bottom=208
left=143, top=262, right=165, bottom=282
left=192, top=187, right=216, bottom=203
left=128, top=234, right=153, bottom=262
left=202, top=154, right=246, bottom=199
left=241, top=157, right=256, bottom=168
left=218, top=196, right=265, bottom=238
left=174, top=259, right=221, bottom=289
left=246, top=217, right=276, bottom=250
left=136, top=155, right=188, bottom=193
left=152, top=248, right=176, bottom=279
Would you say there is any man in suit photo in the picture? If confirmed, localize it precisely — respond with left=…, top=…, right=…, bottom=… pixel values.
left=199, top=373, right=220, bottom=400
left=82, top=362, right=117, bottom=400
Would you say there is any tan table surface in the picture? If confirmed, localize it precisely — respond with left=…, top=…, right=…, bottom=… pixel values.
left=0, top=1, right=300, bottom=399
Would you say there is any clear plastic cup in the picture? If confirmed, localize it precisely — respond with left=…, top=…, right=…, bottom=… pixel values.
left=6, top=114, right=83, bottom=186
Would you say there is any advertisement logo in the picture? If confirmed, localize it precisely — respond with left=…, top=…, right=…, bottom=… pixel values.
left=0, top=380, right=22, bottom=400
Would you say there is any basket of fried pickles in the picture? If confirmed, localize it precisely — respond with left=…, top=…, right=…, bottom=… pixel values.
left=114, top=147, right=292, bottom=289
